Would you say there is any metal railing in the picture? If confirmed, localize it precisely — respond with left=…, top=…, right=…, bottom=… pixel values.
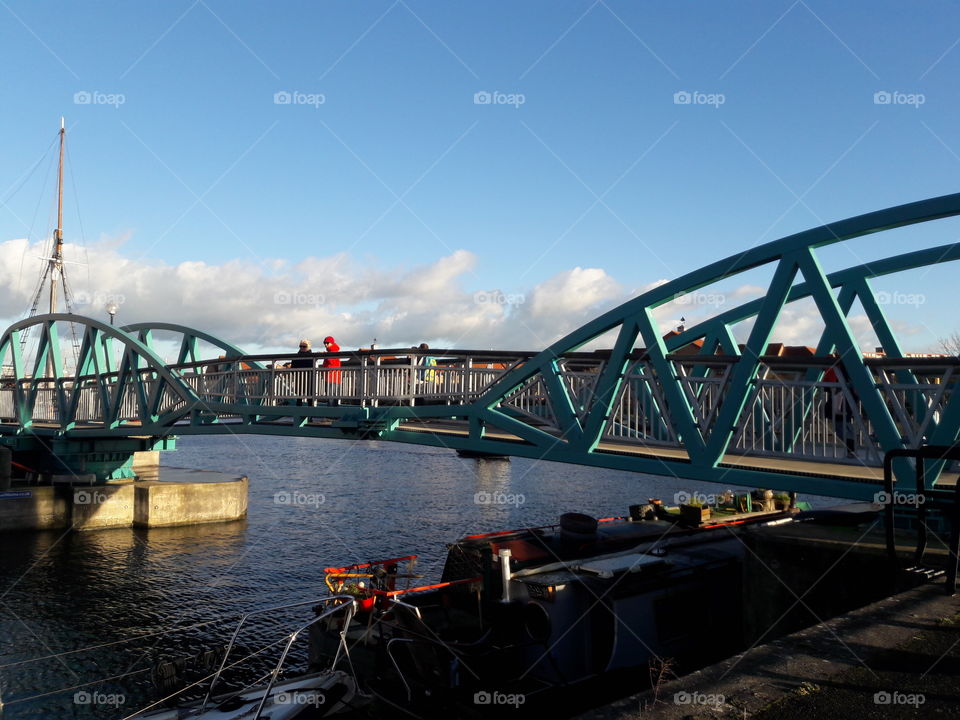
left=3, top=350, right=960, bottom=473
left=882, top=446, right=960, bottom=595
left=174, top=351, right=518, bottom=409
left=201, top=594, right=356, bottom=715
left=600, top=357, right=960, bottom=468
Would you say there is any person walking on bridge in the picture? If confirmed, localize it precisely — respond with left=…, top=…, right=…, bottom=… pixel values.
left=417, top=343, right=437, bottom=383
left=292, top=339, right=315, bottom=368
left=823, top=363, right=858, bottom=459
left=322, top=336, right=342, bottom=400
left=291, top=339, right=316, bottom=406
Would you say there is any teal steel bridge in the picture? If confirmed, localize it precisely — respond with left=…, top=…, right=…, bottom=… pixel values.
left=4, top=193, right=960, bottom=500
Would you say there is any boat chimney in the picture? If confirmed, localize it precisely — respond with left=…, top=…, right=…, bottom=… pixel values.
left=498, top=548, right=512, bottom=602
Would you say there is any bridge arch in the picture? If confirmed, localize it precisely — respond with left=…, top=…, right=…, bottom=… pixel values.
left=0, top=314, right=201, bottom=431
left=2, top=194, right=959, bottom=498
left=121, top=322, right=263, bottom=368
left=471, top=192, right=960, bottom=478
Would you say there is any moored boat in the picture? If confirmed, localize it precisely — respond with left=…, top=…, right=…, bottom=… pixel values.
left=307, top=494, right=797, bottom=714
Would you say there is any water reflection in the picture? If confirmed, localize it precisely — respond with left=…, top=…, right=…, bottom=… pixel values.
left=0, top=435, right=838, bottom=718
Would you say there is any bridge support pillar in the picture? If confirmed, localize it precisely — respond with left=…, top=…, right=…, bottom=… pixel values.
left=1, top=436, right=176, bottom=484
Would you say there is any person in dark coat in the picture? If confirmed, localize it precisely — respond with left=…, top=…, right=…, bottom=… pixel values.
left=291, top=339, right=315, bottom=368
left=291, top=339, right=315, bottom=405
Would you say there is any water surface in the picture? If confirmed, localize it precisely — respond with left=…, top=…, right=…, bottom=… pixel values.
left=0, top=435, right=834, bottom=718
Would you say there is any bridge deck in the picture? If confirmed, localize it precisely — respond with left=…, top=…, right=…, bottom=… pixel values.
left=8, top=417, right=955, bottom=489
left=395, top=421, right=959, bottom=488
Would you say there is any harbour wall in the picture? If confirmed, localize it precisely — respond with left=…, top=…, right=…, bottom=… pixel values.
left=0, top=467, right=248, bottom=531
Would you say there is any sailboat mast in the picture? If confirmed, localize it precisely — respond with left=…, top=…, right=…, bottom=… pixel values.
left=50, top=117, right=64, bottom=315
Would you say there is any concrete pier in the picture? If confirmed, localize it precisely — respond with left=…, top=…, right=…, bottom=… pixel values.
left=133, top=471, right=248, bottom=528
left=0, top=467, right=248, bottom=532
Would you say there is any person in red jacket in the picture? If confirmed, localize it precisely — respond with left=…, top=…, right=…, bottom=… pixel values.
left=322, top=336, right=342, bottom=387
left=823, top=363, right=857, bottom=459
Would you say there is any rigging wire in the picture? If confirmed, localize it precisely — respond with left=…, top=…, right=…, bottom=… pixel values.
left=17, top=147, right=59, bottom=358
left=0, top=614, right=240, bottom=671
left=0, top=133, right=58, bottom=207
left=2, top=622, right=302, bottom=712
left=65, top=139, right=92, bottom=294
left=64, top=141, right=87, bottom=249
left=19, top=148, right=57, bottom=304
left=119, top=630, right=318, bottom=720
left=18, top=125, right=84, bottom=369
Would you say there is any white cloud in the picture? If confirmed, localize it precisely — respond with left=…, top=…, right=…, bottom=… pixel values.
left=0, top=237, right=627, bottom=355
left=0, top=237, right=931, bottom=359
left=730, top=284, right=765, bottom=299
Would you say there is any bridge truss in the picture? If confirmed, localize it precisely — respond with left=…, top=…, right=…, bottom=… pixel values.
left=3, top=193, right=960, bottom=498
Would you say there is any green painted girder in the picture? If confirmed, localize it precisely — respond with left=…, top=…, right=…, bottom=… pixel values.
left=145, top=418, right=885, bottom=501
left=670, top=245, right=953, bottom=459
left=2, top=194, right=960, bottom=498
left=469, top=192, right=960, bottom=490
left=121, top=322, right=265, bottom=369
left=668, top=242, right=960, bottom=354
left=0, top=314, right=203, bottom=434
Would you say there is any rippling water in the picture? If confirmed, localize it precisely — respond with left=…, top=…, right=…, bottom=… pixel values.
left=0, top=435, right=836, bottom=718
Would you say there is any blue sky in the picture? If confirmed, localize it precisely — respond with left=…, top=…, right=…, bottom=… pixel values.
left=1, top=1, right=959, bottom=352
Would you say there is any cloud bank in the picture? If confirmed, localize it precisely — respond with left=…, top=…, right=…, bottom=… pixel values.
left=0, top=236, right=914, bottom=357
